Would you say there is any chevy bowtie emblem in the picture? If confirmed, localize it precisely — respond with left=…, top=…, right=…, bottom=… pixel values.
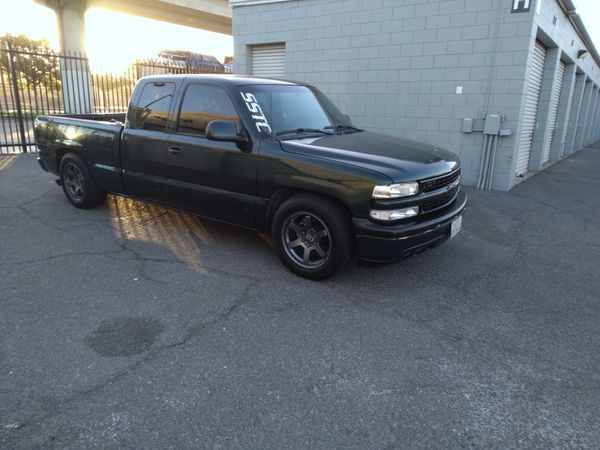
left=447, top=176, right=461, bottom=190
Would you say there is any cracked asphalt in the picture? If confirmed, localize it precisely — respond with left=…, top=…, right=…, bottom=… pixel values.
left=1, top=147, right=599, bottom=448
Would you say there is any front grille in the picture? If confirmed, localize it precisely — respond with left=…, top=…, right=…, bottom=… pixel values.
left=422, top=189, right=457, bottom=212
left=370, top=167, right=462, bottom=221
left=420, top=168, right=461, bottom=193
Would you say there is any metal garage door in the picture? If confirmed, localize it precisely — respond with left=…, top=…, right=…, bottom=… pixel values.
left=560, top=71, right=577, bottom=157
left=251, top=44, right=285, bottom=78
left=516, top=41, right=546, bottom=176
left=541, top=59, right=565, bottom=163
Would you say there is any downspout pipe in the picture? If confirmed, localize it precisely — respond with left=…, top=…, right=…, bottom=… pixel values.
left=486, top=135, right=499, bottom=190
left=477, top=135, right=492, bottom=190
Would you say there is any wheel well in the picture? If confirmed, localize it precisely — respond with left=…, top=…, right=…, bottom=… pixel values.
left=56, top=148, right=88, bottom=173
left=266, top=188, right=354, bottom=228
left=56, top=148, right=73, bottom=171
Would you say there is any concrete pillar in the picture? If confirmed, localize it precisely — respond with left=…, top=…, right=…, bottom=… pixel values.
left=529, top=48, right=560, bottom=172
left=574, top=81, right=593, bottom=152
left=564, top=74, right=587, bottom=155
left=550, top=63, right=576, bottom=161
left=59, top=0, right=87, bottom=53
left=56, top=0, right=94, bottom=114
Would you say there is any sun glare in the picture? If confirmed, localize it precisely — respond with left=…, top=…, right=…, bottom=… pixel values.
left=0, top=0, right=233, bottom=75
left=0, top=0, right=59, bottom=47
left=85, top=8, right=233, bottom=74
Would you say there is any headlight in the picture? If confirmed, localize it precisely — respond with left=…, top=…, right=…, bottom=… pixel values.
left=370, top=206, right=419, bottom=221
left=372, top=182, right=419, bottom=198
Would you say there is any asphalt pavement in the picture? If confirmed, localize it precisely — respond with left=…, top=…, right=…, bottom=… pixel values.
left=1, top=147, right=599, bottom=448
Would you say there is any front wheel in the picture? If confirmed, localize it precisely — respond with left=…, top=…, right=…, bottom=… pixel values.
left=59, top=153, right=106, bottom=209
left=271, top=194, right=354, bottom=280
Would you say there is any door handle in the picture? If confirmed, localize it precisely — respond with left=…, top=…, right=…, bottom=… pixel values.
left=168, top=146, right=182, bottom=156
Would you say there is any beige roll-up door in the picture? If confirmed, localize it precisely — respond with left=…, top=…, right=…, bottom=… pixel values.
left=251, top=44, right=285, bottom=78
left=541, top=59, right=565, bottom=164
left=516, top=41, right=546, bottom=176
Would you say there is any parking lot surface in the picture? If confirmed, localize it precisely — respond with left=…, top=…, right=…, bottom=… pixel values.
left=1, top=148, right=599, bottom=448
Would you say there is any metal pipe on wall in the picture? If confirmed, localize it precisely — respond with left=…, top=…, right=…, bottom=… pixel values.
left=485, top=135, right=499, bottom=190
left=477, top=134, right=492, bottom=190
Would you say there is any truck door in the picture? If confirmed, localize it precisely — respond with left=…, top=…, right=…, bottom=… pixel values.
left=121, top=81, right=175, bottom=205
left=165, top=83, right=257, bottom=227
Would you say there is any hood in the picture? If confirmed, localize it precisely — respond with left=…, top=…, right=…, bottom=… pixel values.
left=280, top=131, right=460, bottom=182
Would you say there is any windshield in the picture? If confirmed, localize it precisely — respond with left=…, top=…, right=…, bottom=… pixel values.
left=237, top=84, right=356, bottom=138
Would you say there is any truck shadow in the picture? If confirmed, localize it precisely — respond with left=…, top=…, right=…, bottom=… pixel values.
left=105, top=194, right=274, bottom=275
left=100, top=192, right=459, bottom=285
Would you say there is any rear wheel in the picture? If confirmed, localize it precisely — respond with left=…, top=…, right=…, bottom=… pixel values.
left=272, top=194, right=353, bottom=280
left=59, top=153, right=106, bottom=208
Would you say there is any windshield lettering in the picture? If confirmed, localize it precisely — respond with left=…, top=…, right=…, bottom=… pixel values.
left=240, top=92, right=272, bottom=134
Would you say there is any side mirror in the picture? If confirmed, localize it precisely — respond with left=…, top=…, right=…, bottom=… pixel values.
left=206, top=120, right=246, bottom=143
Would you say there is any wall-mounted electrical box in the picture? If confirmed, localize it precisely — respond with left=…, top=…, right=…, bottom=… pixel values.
left=483, top=114, right=502, bottom=135
left=462, top=118, right=473, bottom=133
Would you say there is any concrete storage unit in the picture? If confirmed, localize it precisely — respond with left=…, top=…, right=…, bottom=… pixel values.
left=230, top=0, right=600, bottom=190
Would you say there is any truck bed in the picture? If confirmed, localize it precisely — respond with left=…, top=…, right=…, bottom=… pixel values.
left=34, top=114, right=125, bottom=193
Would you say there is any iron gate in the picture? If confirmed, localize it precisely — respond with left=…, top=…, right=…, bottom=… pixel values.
left=1, top=41, right=228, bottom=154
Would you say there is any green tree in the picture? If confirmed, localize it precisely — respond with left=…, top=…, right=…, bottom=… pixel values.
left=0, top=33, right=61, bottom=89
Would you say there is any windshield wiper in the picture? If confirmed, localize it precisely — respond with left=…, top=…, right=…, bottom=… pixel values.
left=324, top=124, right=362, bottom=133
left=275, top=128, right=334, bottom=137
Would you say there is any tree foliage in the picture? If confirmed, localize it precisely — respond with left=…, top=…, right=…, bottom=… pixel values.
left=0, top=34, right=61, bottom=89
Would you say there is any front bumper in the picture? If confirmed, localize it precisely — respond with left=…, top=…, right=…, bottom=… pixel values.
left=353, top=189, right=467, bottom=263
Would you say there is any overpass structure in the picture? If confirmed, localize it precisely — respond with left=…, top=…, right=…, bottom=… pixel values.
left=35, top=0, right=232, bottom=54
left=33, top=0, right=232, bottom=113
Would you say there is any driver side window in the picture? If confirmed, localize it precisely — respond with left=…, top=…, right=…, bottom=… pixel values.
left=176, top=84, right=239, bottom=136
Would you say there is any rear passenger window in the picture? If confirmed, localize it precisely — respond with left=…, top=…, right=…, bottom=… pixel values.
left=177, top=84, right=239, bottom=136
left=135, top=82, right=175, bottom=131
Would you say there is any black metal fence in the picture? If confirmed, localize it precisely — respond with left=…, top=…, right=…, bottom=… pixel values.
left=0, top=43, right=229, bottom=154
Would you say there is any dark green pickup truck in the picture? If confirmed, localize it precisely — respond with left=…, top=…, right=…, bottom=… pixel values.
left=34, top=75, right=466, bottom=279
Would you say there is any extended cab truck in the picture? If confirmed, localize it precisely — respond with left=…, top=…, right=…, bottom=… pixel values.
left=34, top=75, right=466, bottom=280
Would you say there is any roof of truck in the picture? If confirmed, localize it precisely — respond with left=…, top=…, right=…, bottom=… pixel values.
left=138, top=74, right=301, bottom=86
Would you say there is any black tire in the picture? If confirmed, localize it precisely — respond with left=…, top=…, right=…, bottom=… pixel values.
left=271, top=194, right=354, bottom=280
left=59, top=153, right=106, bottom=209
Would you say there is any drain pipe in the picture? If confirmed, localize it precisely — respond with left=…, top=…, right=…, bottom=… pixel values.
left=485, top=134, right=500, bottom=190
left=476, top=134, right=492, bottom=189
left=469, top=113, right=510, bottom=190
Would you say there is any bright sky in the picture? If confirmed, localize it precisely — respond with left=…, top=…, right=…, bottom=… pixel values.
left=0, top=0, right=233, bottom=74
left=572, top=0, right=600, bottom=49
left=0, top=0, right=599, bottom=74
